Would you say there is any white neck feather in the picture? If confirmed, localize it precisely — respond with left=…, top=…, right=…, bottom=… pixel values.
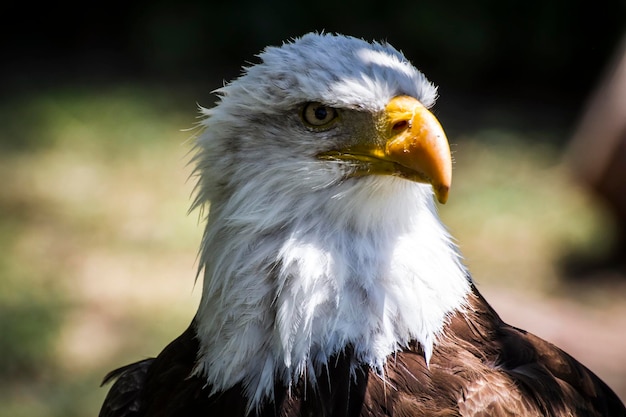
left=191, top=175, right=470, bottom=408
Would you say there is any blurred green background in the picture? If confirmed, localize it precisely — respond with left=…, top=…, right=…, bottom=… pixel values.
left=1, top=2, right=625, bottom=415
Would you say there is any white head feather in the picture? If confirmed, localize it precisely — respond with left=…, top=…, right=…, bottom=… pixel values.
left=190, top=33, right=470, bottom=409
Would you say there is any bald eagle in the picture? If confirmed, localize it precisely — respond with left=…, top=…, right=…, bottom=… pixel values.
left=99, top=33, right=626, bottom=417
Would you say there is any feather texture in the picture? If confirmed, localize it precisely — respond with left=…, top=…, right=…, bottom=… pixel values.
left=100, top=288, right=625, bottom=416
left=100, top=33, right=626, bottom=416
left=190, top=34, right=469, bottom=408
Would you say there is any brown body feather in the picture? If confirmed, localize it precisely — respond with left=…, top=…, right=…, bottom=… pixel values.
left=100, top=285, right=626, bottom=417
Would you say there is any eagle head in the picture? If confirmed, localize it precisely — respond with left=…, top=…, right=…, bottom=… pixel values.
left=191, top=33, right=469, bottom=408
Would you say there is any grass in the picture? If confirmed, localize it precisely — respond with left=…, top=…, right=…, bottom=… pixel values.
left=0, top=84, right=620, bottom=416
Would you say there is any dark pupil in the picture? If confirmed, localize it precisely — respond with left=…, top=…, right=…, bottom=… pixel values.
left=314, top=106, right=328, bottom=120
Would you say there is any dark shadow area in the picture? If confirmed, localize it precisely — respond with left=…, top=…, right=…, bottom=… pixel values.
left=2, top=1, right=625, bottom=126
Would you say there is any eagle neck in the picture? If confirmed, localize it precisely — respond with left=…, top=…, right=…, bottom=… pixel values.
left=192, top=180, right=470, bottom=408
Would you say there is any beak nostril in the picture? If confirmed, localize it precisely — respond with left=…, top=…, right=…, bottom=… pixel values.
left=392, top=120, right=409, bottom=131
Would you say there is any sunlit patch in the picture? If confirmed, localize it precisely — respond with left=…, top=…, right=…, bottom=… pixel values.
left=355, top=48, right=415, bottom=77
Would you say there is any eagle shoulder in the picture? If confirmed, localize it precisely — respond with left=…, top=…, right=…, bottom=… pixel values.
left=99, top=325, right=211, bottom=417
left=353, top=285, right=625, bottom=417
left=99, top=359, right=153, bottom=417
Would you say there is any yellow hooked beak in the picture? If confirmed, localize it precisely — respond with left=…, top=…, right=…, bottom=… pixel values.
left=318, top=96, right=452, bottom=204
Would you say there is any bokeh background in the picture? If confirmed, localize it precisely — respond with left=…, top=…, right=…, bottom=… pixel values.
left=1, top=2, right=625, bottom=415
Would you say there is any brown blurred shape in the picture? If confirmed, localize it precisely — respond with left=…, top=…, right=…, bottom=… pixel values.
left=566, top=36, right=626, bottom=274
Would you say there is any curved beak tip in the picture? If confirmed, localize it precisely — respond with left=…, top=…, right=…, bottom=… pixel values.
left=434, top=184, right=449, bottom=204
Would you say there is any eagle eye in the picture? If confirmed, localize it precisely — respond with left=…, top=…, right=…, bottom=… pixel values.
left=302, top=102, right=338, bottom=127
